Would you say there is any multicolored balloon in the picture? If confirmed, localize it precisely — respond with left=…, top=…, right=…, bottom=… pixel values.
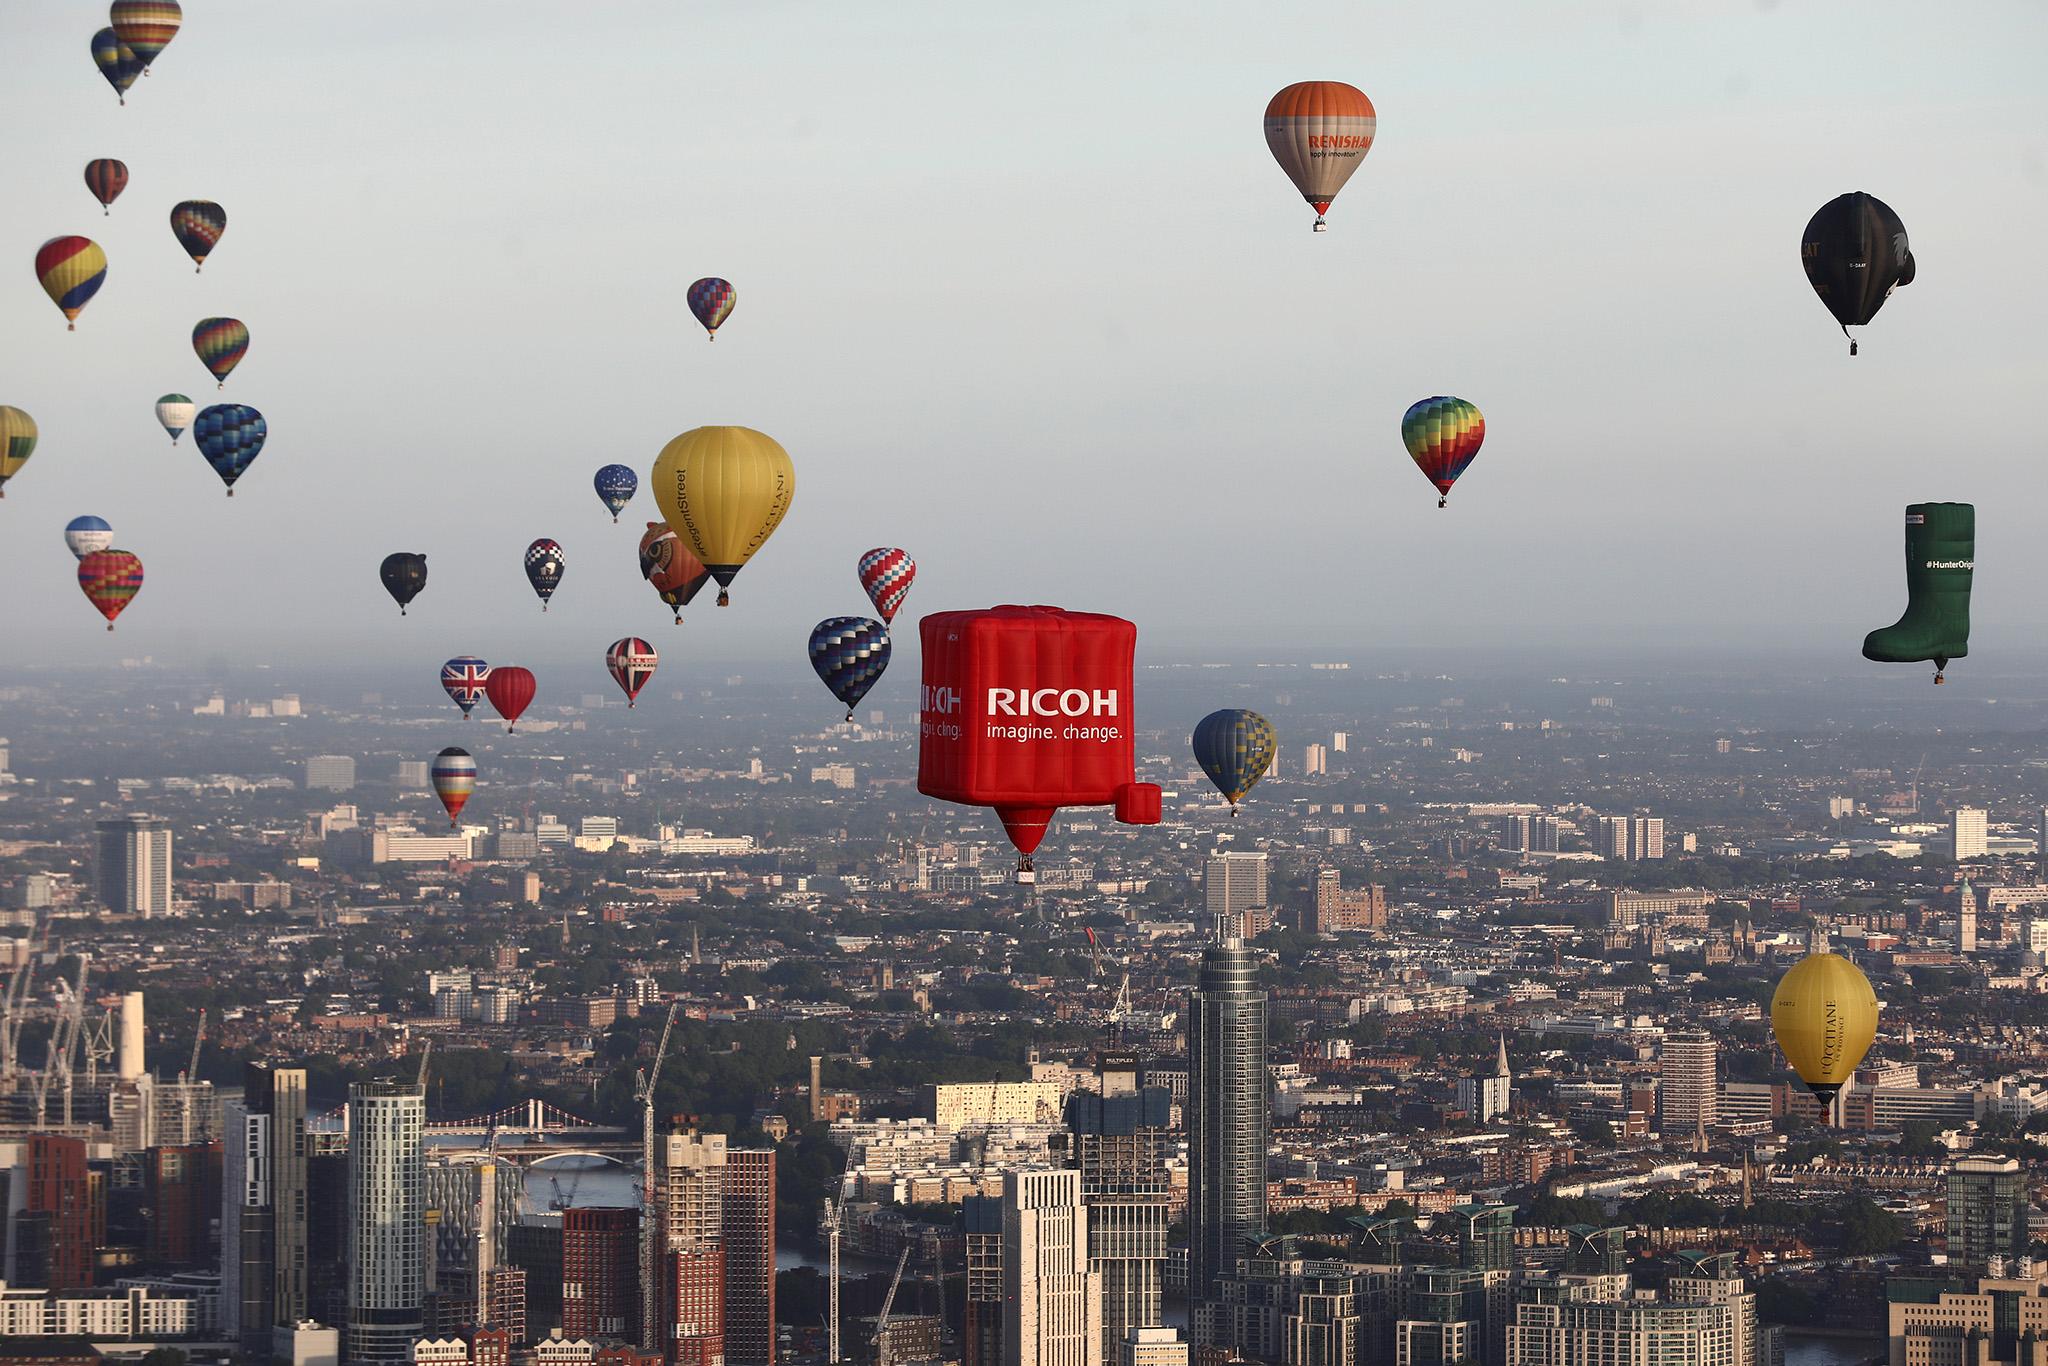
left=1192, top=709, right=1278, bottom=814
left=109, top=2, right=182, bottom=70
left=808, top=617, right=891, bottom=721
left=524, top=538, right=565, bottom=611
left=169, top=200, right=226, bottom=273
left=441, top=657, right=491, bottom=718
left=637, top=522, right=710, bottom=623
left=1400, top=396, right=1485, bottom=508
left=486, top=666, right=536, bottom=732
left=380, top=552, right=428, bottom=615
left=857, top=547, right=917, bottom=623
left=687, top=278, right=736, bottom=340
left=593, top=464, right=638, bottom=522
left=91, top=29, right=143, bottom=105
left=193, top=403, right=266, bottom=496
left=65, top=516, right=114, bottom=560
left=37, top=237, right=107, bottom=330
left=193, top=317, right=248, bottom=387
left=650, top=426, right=795, bottom=606
left=606, top=637, right=658, bottom=707
left=0, top=407, right=38, bottom=498
left=1264, top=81, right=1377, bottom=231
left=85, top=160, right=129, bottom=215
left=78, top=549, right=144, bottom=631
left=431, top=747, right=476, bottom=826
left=155, top=394, right=195, bottom=445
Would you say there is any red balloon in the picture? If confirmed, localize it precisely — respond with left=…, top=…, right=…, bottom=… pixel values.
left=917, top=605, right=1160, bottom=882
left=485, top=666, right=536, bottom=732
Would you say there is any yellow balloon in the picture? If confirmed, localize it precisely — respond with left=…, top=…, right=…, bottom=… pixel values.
left=650, top=426, right=795, bottom=606
left=0, top=406, right=39, bottom=496
left=1770, top=952, right=1878, bottom=1101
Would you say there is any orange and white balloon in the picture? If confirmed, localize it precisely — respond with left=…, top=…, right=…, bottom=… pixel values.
left=1263, top=82, right=1377, bottom=232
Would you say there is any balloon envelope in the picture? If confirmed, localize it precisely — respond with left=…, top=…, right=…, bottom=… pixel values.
left=606, top=637, right=658, bottom=707
left=486, top=666, right=536, bottom=731
left=192, top=317, right=248, bottom=385
left=193, top=404, right=266, bottom=494
left=524, top=538, right=565, bottom=609
left=1192, top=709, right=1278, bottom=810
left=593, top=464, right=638, bottom=521
left=65, top=515, right=114, bottom=560
left=36, top=237, right=107, bottom=328
left=637, top=522, right=710, bottom=622
left=170, top=201, right=226, bottom=271
left=441, top=657, right=491, bottom=718
left=1401, top=396, right=1485, bottom=505
left=92, top=29, right=143, bottom=103
left=430, top=747, right=476, bottom=826
left=85, top=160, right=129, bottom=213
left=1770, top=952, right=1878, bottom=1102
left=857, top=547, right=917, bottom=623
left=809, top=617, right=891, bottom=720
left=155, top=394, right=195, bottom=444
left=110, top=1, right=182, bottom=68
left=379, top=552, right=428, bottom=614
left=0, top=407, right=39, bottom=496
left=78, top=549, right=144, bottom=629
left=687, top=278, right=736, bottom=338
left=650, top=426, right=795, bottom=605
left=1264, top=81, right=1377, bottom=228
left=1802, top=192, right=1914, bottom=353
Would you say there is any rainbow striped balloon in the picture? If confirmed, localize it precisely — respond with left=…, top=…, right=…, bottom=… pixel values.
left=170, top=201, right=226, bottom=271
left=1400, top=395, right=1486, bottom=508
left=36, top=237, right=107, bottom=330
left=431, top=747, right=477, bottom=826
left=193, top=317, right=249, bottom=387
left=109, top=1, right=182, bottom=69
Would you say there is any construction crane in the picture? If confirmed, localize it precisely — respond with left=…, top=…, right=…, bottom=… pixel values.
left=822, top=1198, right=842, bottom=1366
left=1, top=917, right=45, bottom=1096
left=177, top=1009, right=208, bottom=1144
left=638, top=1001, right=679, bottom=1352
left=872, top=1245, right=911, bottom=1366
left=33, top=954, right=90, bottom=1128
left=417, top=1037, right=433, bottom=1088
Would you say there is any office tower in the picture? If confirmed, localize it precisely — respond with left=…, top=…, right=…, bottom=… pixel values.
left=1187, top=931, right=1268, bottom=1332
left=1947, top=1156, right=2029, bottom=1271
left=1455, top=1038, right=1512, bottom=1124
left=1202, top=852, right=1269, bottom=935
left=722, top=1149, right=776, bottom=1366
left=964, top=1194, right=1005, bottom=1366
left=23, top=1134, right=93, bottom=1289
left=1451, top=1204, right=1514, bottom=1273
left=144, top=1142, right=221, bottom=1268
left=347, top=1078, right=426, bottom=1366
left=563, top=1207, right=640, bottom=1339
left=1957, top=879, right=1979, bottom=955
left=94, top=814, right=172, bottom=917
left=1952, top=807, right=1988, bottom=861
left=660, top=1129, right=727, bottom=1366
left=1002, top=1168, right=1102, bottom=1366
left=305, top=756, right=358, bottom=791
left=1302, top=744, right=1328, bottom=778
left=1657, top=1033, right=1717, bottom=1139
left=1498, top=816, right=1560, bottom=855
left=1065, top=1055, right=1172, bottom=1363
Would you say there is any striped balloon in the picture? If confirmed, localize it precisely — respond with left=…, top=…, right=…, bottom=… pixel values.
left=856, top=547, right=917, bottom=623
left=109, top=1, right=182, bottom=69
left=808, top=616, right=891, bottom=721
left=431, top=747, right=477, bottom=826
left=0, top=407, right=38, bottom=497
left=193, top=317, right=249, bottom=387
left=85, top=160, right=129, bottom=215
left=1400, top=396, right=1486, bottom=507
left=36, top=237, right=107, bottom=330
left=606, top=637, right=658, bottom=707
left=1264, top=82, right=1377, bottom=231
left=78, top=549, right=144, bottom=631
left=155, top=394, right=195, bottom=445
left=169, top=201, right=226, bottom=272
left=193, top=404, right=267, bottom=496
left=687, top=278, right=736, bottom=339
left=92, top=29, right=143, bottom=104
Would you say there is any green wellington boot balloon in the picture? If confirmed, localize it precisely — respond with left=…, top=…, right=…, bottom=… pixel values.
left=1862, top=502, right=1973, bottom=683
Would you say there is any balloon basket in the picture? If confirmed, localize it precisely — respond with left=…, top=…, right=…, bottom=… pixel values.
left=717, top=591, right=730, bottom=606
left=107, top=622, right=115, bottom=632
left=68, top=323, right=76, bottom=332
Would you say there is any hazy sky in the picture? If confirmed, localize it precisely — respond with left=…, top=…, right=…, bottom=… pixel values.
left=3, top=1, right=2045, bottom=689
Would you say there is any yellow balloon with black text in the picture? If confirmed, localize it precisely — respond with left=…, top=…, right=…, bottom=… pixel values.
left=1770, top=953, right=1878, bottom=1102
left=650, top=426, right=794, bottom=607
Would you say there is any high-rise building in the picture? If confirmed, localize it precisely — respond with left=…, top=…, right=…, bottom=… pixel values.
left=1957, top=879, right=1979, bottom=955
left=1455, top=1038, right=1512, bottom=1123
left=1498, top=815, right=1562, bottom=855
left=1302, top=745, right=1328, bottom=778
left=1506, top=1273, right=1752, bottom=1366
left=1450, top=1204, right=1514, bottom=1273
left=2040, top=805, right=2048, bottom=881
left=1657, top=1033, right=1717, bottom=1139
left=722, top=1149, right=776, bottom=1366
left=1591, top=816, right=1664, bottom=862
left=397, top=759, right=430, bottom=788
left=1120, top=1330, right=1188, bottom=1366
left=305, top=756, right=357, bottom=791
left=1188, top=932, right=1268, bottom=1336
left=1065, top=1055, right=1172, bottom=1363
left=1946, top=1156, right=2029, bottom=1271
left=1310, top=871, right=1387, bottom=934
left=1331, top=732, right=1348, bottom=753
left=22, top=1134, right=93, bottom=1289
left=964, top=1195, right=1005, bottom=1366
left=1952, top=807, right=1989, bottom=862
left=95, top=814, right=173, bottom=917
left=144, top=1142, right=222, bottom=1268
left=564, top=1206, right=640, bottom=1340
left=221, top=1062, right=311, bottom=1350
left=1002, top=1168, right=1102, bottom=1366
left=659, top=1129, right=726, bottom=1366
left=346, top=1078, right=426, bottom=1366
left=1202, top=853, right=1269, bottom=934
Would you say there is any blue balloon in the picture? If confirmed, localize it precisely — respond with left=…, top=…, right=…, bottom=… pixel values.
left=807, top=617, right=891, bottom=721
left=594, top=464, right=638, bottom=522
left=194, top=404, right=267, bottom=496
left=64, top=515, right=114, bottom=560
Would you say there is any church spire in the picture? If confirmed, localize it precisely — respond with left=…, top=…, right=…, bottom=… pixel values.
left=1495, top=1033, right=1511, bottom=1079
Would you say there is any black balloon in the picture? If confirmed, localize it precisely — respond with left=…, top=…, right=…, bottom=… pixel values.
left=380, top=552, right=428, bottom=615
left=1802, top=192, right=1914, bottom=355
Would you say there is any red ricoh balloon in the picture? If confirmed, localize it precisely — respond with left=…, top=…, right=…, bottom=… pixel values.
left=918, top=605, right=1162, bottom=882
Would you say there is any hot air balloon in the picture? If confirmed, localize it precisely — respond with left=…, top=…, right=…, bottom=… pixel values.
left=1264, top=82, right=1377, bottom=231
left=36, top=237, right=107, bottom=330
left=1401, top=396, right=1485, bottom=508
left=85, top=160, right=128, bottom=215
left=637, top=522, right=710, bottom=623
left=1770, top=952, right=1878, bottom=1105
left=192, top=317, right=248, bottom=387
left=1192, top=709, right=1278, bottom=814
left=1864, top=503, right=1972, bottom=684
left=0, top=407, right=38, bottom=498
left=441, top=657, right=491, bottom=718
left=918, top=606, right=1163, bottom=881
left=1803, top=192, right=1915, bottom=356
left=155, top=394, right=194, bottom=445
left=109, top=2, right=181, bottom=71
left=857, top=547, right=917, bottom=623
left=65, top=516, right=114, bottom=559
left=194, top=404, right=266, bottom=496
left=78, top=549, right=143, bottom=630
left=809, top=618, right=891, bottom=721
left=606, top=637, right=658, bottom=707
left=169, top=200, right=226, bottom=272
left=92, top=29, right=143, bottom=104
left=650, top=426, right=795, bottom=606
left=486, top=666, right=536, bottom=732
left=380, top=552, right=428, bottom=615
left=524, top=539, right=565, bottom=611
left=687, top=278, right=736, bottom=340
left=430, top=747, right=476, bottom=827
left=593, top=464, right=638, bottom=522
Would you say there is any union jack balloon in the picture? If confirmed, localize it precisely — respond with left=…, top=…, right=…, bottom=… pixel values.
left=441, top=656, right=491, bottom=718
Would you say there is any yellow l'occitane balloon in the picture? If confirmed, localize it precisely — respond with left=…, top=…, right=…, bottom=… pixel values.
left=1770, top=952, right=1878, bottom=1101
left=650, top=426, right=795, bottom=606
